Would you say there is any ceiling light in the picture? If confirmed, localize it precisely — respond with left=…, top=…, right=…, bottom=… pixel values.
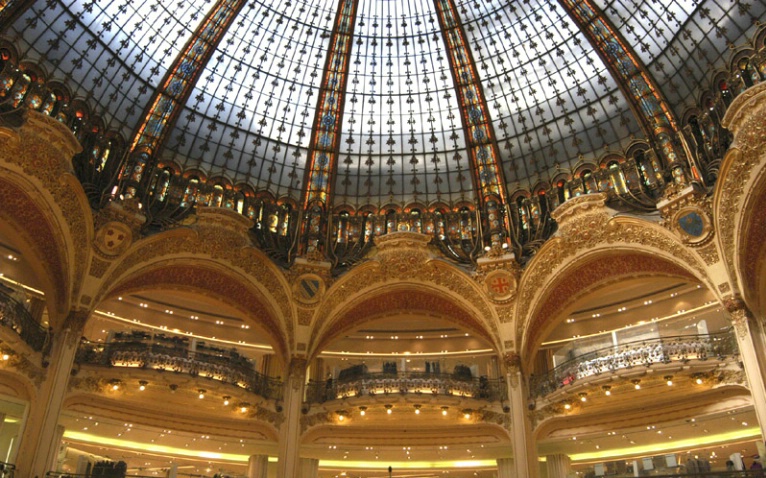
left=198, top=389, right=206, bottom=399
left=138, top=380, right=147, bottom=391
left=414, top=404, right=421, bottom=415
left=223, top=396, right=230, bottom=406
left=385, top=404, right=393, bottom=415
left=441, top=406, right=449, bottom=416
left=358, top=406, right=367, bottom=416
left=664, top=375, right=673, bottom=386
left=239, top=403, right=249, bottom=414
left=632, top=379, right=641, bottom=390
left=602, top=385, right=611, bottom=396
left=462, top=409, right=473, bottom=419
left=336, top=410, right=346, bottom=421
left=579, top=392, right=587, bottom=402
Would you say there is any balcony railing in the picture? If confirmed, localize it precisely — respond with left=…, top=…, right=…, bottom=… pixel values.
left=305, top=372, right=507, bottom=405
left=0, top=288, right=48, bottom=352
left=75, top=340, right=283, bottom=401
left=530, top=330, right=739, bottom=399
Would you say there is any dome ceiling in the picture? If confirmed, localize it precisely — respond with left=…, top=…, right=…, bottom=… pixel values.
left=6, top=0, right=762, bottom=208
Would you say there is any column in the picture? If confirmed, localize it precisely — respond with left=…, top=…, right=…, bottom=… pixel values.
left=497, top=457, right=514, bottom=478
left=247, top=454, right=269, bottom=478
left=726, top=299, right=766, bottom=440
left=299, top=458, right=319, bottom=478
left=546, top=454, right=572, bottom=478
left=505, top=353, right=540, bottom=478
left=166, top=463, right=178, bottom=478
left=75, top=454, right=90, bottom=475
left=277, top=358, right=307, bottom=477
left=14, top=312, right=86, bottom=477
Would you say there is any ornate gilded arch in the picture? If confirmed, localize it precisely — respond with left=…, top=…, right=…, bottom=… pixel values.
left=93, top=223, right=296, bottom=361
left=307, top=232, right=501, bottom=359
left=716, top=81, right=766, bottom=311
left=0, top=112, right=92, bottom=323
left=516, top=194, right=710, bottom=367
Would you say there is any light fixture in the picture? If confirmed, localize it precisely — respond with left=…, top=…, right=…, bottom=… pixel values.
left=414, top=404, right=421, bottom=415
left=239, top=402, right=250, bottom=414
left=1, top=353, right=9, bottom=361
left=138, top=380, right=147, bottom=391
left=692, top=373, right=705, bottom=385
left=632, top=379, right=641, bottom=390
left=336, top=410, right=346, bottom=421
left=109, top=379, right=121, bottom=391
left=223, top=396, right=231, bottom=406
left=602, top=385, right=611, bottom=396
left=169, top=384, right=178, bottom=393
left=579, top=392, right=587, bottom=402
left=358, top=406, right=367, bottom=416
left=665, top=375, right=673, bottom=386
left=385, top=404, right=393, bottom=415
left=441, top=406, right=449, bottom=416
left=198, top=389, right=206, bottom=399
left=462, top=409, right=472, bottom=419
left=562, top=401, right=572, bottom=410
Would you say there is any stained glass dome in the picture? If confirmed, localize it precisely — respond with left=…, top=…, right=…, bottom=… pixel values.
left=5, top=0, right=764, bottom=209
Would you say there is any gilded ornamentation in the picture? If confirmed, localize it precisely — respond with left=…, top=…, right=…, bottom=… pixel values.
left=484, top=270, right=517, bottom=303
left=89, top=258, right=111, bottom=279
left=297, top=308, right=314, bottom=326
left=723, top=296, right=751, bottom=341
left=251, top=404, right=284, bottom=427
left=719, top=282, right=731, bottom=294
left=68, top=376, right=109, bottom=394
left=477, top=409, right=511, bottom=429
left=6, top=351, right=45, bottom=386
left=300, top=410, right=334, bottom=433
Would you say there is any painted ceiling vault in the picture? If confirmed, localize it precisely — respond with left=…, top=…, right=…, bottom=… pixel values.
left=6, top=0, right=763, bottom=208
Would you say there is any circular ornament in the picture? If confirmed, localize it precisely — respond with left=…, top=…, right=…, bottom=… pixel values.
left=293, top=274, right=325, bottom=305
left=484, top=270, right=517, bottom=302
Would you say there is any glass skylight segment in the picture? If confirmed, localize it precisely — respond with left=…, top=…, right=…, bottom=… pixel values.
left=165, top=0, right=337, bottom=199
left=8, top=0, right=212, bottom=136
left=456, top=0, right=640, bottom=188
left=335, top=0, right=470, bottom=205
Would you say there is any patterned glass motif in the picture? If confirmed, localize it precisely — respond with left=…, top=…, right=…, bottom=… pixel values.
left=455, top=0, right=641, bottom=191
left=334, top=0, right=470, bottom=207
left=131, top=0, right=246, bottom=154
left=7, top=0, right=213, bottom=138
left=592, top=0, right=766, bottom=117
left=163, top=0, right=337, bottom=201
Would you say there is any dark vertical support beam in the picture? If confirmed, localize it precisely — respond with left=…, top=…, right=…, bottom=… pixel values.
left=433, top=0, right=511, bottom=254
left=557, top=0, right=696, bottom=186
left=119, top=0, right=247, bottom=198
left=0, top=0, right=35, bottom=32
left=299, top=0, right=358, bottom=259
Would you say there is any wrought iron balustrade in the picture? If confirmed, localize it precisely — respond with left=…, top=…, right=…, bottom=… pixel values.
left=0, top=289, right=49, bottom=352
left=304, top=371, right=507, bottom=405
left=75, top=340, right=283, bottom=401
left=530, top=330, right=739, bottom=399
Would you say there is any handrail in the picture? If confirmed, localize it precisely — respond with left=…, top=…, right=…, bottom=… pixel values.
left=305, top=371, right=507, bottom=405
left=0, top=288, right=49, bottom=352
left=530, top=330, right=739, bottom=399
left=75, top=340, right=283, bottom=401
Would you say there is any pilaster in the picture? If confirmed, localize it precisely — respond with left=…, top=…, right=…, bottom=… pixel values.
left=504, top=352, right=539, bottom=478
left=15, top=309, right=86, bottom=477
left=277, top=357, right=307, bottom=477
left=725, top=298, right=766, bottom=440
left=248, top=454, right=269, bottom=478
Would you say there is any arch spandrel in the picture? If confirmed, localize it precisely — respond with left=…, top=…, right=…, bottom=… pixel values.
left=516, top=194, right=711, bottom=366
left=307, top=232, right=501, bottom=359
left=735, top=156, right=766, bottom=315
